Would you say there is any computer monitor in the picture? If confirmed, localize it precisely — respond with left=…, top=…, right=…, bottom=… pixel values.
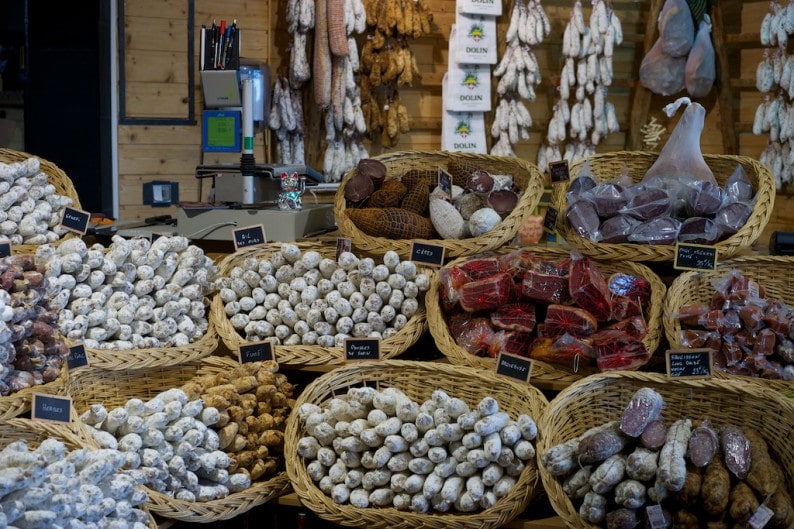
left=202, top=109, right=241, bottom=153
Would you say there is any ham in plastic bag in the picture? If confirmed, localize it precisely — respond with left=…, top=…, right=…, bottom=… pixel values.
left=658, top=0, right=695, bottom=57
left=685, top=15, right=716, bottom=98
left=640, top=37, right=686, bottom=96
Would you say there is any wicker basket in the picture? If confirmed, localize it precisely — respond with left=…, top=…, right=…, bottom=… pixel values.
left=75, top=321, right=218, bottom=370
left=212, top=242, right=429, bottom=366
left=0, top=362, right=69, bottom=421
left=537, top=371, right=794, bottom=528
left=664, top=254, right=794, bottom=393
left=551, top=152, right=775, bottom=262
left=285, top=360, right=548, bottom=529
left=0, top=416, right=158, bottom=528
left=426, top=245, right=667, bottom=385
left=67, top=356, right=292, bottom=522
left=335, top=151, right=546, bottom=260
left=0, top=148, right=83, bottom=254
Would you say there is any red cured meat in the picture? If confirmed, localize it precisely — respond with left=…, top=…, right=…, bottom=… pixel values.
left=679, top=329, right=719, bottom=349
left=752, top=328, right=777, bottom=356
left=569, top=256, right=612, bottom=321
left=490, top=303, right=537, bottom=333
left=718, top=309, right=742, bottom=335
left=593, top=330, right=649, bottom=371
left=738, top=303, right=765, bottom=333
left=460, top=272, right=514, bottom=312
left=610, top=297, right=644, bottom=321
left=545, top=304, right=598, bottom=338
left=488, top=330, right=532, bottom=358
left=604, top=316, right=648, bottom=340
left=608, top=273, right=651, bottom=306
left=529, top=335, right=595, bottom=368
left=676, top=303, right=710, bottom=327
left=521, top=270, right=570, bottom=304
left=449, top=313, right=495, bottom=356
left=459, top=257, right=502, bottom=281
left=763, top=300, right=790, bottom=334
left=440, top=266, right=471, bottom=311
left=721, top=335, right=742, bottom=366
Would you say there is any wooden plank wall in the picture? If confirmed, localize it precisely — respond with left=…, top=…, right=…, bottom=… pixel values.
left=117, top=0, right=791, bottom=241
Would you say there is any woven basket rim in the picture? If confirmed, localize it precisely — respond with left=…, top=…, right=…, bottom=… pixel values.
left=664, top=254, right=794, bottom=392
left=426, top=245, right=667, bottom=382
left=212, top=242, right=430, bottom=366
left=551, top=152, right=776, bottom=262
left=68, top=355, right=292, bottom=522
left=537, top=370, right=794, bottom=528
left=76, top=318, right=218, bottom=370
left=0, top=147, right=84, bottom=253
left=285, top=359, right=548, bottom=529
left=335, top=150, right=547, bottom=260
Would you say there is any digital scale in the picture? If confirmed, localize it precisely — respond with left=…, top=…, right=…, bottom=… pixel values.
left=178, top=53, right=337, bottom=243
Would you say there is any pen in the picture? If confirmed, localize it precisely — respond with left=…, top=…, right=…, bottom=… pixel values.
left=217, top=19, right=227, bottom=68
left=210, top=20, right=217, bottom=71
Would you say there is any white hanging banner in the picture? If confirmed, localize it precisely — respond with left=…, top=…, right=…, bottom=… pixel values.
left=455, top=12, right=497, bottom=64
left=458, top=0, right=502, bottom=17
left=442, top=74, right=487, bottom=154
left=446, top=64, right=491, bottom=111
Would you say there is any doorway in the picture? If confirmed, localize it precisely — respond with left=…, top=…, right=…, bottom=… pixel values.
left=0, top=0, right=114, bottom=217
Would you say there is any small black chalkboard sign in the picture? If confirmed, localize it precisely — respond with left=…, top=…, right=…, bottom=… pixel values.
left=438, top=168, right=452, bottom=199
left=345, top=338, right=381, bottom=361
left=59, top=206, right=91, bottom=235
left=67, top=344, right=89, bottom=371
left=543, top=207, right=558, bottom=234
left=666, top=348, right=713, bottom=379
left=238, top=341, right=273, bottom=363
left=0, top=241, right=11, bottom=258
left=410, top=241, right=445, bottom=267
left=549, top=160, right=570, bottom=183
left=32, top=393, right=72, bottom=424
left=336, top=237, right=352, bottom=260
left=674, top=243, right=718, bottom=271
left=151, top=232, right=165, bottom=243
left=495, top=352, right=533, bottom=384
left=233, top=224, right=267, bottom=251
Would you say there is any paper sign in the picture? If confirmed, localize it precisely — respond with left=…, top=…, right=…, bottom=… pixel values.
left=495, top=352, right=532, bottom=384
left=410, top=241, right=445, bottom=267
left=345, top=338, right=381, bottom=361
left=232, top=224, right=267, bottom=251
left=666, top=349, right=713, bottom=379
left=67, top=344, right=89, bottom=371
left=674, top=243, right=718, bottom=271
left=645, top=505, right=667, bottom=529
left=543, top=207, right=558, bottom=234
left=238, top=341, right=273, bottom=363
left=549, top=160, right=570, bottom=183
left=336, top=237, right=352, bottom=260
left=60, top=206, right=91, bottom=235
left=749, top=504, right=775, bottom=529
left=32, top=394, right=72, bottom=424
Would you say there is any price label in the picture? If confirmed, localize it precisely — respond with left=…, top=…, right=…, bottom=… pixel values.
left=666, top=349, right=713, bottom=379
left=345, top=338, right=381, bottom=361
left=674, top=243, right=718, bottom=271
left=749, top=504, right=775, bottom=529
left=232, top=224, right=267, bottom=251
left=549, top=160, right=570, bottom=183
left=336, top=237, right=352, bottom=260
left=645, top=505, right=667, bottom=529
left=543, top=206, right=558, bottom=234
left=495, top=352, right=533, bottom=384
left=238, top=341, right=273, bottom=363
left=438, top=168, right=453, bottom=199
left=67, top=344, right=89, bottom=371
left=32, top=394, right=72, bottom=424
left=59, top=206, right=91, bottom=235
left=410, top=241, right=445, bottom=267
